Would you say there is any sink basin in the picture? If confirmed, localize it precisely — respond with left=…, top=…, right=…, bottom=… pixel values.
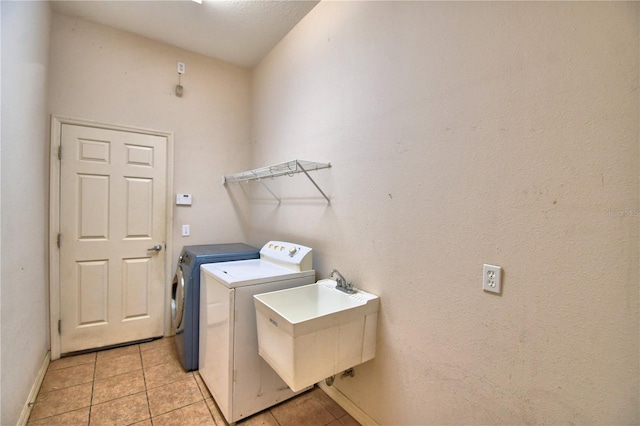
left=254, top=279, right=379, bottom=392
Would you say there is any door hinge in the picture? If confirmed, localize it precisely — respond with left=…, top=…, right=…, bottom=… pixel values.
left=57, top=233, right=61, bottom=248
left=233, top=370, right=237, bottom=382
left=57, top=146, right=62, bottom=160
left=58, top=320, right=61, bottom=334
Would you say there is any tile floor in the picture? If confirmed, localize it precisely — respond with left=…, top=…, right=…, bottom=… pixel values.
left=28, top=337, right=359, bottom=426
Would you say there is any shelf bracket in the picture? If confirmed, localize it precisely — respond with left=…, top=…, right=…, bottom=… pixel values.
left=296, top=160, right=331, bottom=205
left=258, top=179, right=281, bottom=204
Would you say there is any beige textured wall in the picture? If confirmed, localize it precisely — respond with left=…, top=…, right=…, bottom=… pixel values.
left=250, top=2, right=639, bottom=424
left=48, top=13, right=253, bottom=284
left=1, top=2, right=51, bottom=424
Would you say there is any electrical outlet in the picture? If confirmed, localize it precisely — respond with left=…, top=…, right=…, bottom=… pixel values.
left=182, top=224, right=190, bottom=236
left=483, top=264, right=502, bottom=294
left=177, top=62, right=185, bottom=74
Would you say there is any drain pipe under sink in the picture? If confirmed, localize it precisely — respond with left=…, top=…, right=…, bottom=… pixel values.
left=324, top=368, right=356, bottom=387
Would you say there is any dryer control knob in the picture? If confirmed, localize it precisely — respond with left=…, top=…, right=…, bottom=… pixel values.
left=289, top=247, right=298, bottom=257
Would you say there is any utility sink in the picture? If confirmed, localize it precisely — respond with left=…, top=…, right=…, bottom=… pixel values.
left=254, top=279, right=379, bottom=392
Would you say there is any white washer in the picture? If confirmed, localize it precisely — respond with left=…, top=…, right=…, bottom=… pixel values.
left=199, top=241, right=315, bottom=424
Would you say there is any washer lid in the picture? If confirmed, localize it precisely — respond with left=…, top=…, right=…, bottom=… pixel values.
left=201, top=259, right=315, bottom=288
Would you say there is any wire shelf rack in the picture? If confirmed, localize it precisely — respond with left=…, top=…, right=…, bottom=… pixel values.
left=222, top=159, right=331, bottom=204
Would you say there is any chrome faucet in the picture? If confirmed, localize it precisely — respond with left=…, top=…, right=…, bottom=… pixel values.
left=330, top=269, right=355, bottom=294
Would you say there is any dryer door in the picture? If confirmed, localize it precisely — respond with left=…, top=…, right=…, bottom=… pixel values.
left=171, top=266, right=185, bottom=331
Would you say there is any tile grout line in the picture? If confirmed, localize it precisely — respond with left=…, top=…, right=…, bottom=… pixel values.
left=268, top=409, right=284, bottom=426
left=202, top=390, right=224, bottom=426
left=190, top=372, right=213, bottom=421
left=139, top=345, right=154, bottom=425
left=193, top=372, right=210, bottom=400
left=148, top=399, right=211, bottom=423
left=204, top=397, right=218, bottom=426
left=88, top=353, right=96, bottom=426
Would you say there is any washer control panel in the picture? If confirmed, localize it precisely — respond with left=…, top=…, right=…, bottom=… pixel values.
left=260, top=241, right=313, bottom=272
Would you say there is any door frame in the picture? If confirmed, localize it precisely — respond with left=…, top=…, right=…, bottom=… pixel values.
left=49, top=115, right=174, bottom=360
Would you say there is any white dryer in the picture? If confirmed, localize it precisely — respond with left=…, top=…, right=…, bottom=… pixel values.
left=199, top=241, right=315, bottom=424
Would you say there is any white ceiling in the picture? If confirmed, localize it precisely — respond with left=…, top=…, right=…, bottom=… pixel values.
left=50, top=0, right=320, bottom=68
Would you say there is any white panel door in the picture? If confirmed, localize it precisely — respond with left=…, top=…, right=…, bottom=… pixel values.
left=59, top=124, right=167, bottom=354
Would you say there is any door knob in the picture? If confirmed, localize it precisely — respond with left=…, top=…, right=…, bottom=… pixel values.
left=148, top=244, right=163, bottom=252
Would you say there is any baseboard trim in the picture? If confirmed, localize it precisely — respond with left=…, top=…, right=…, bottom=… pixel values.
left=317, top=381, right=379, bottom=426
left=17, top=351, right=50, bottom=426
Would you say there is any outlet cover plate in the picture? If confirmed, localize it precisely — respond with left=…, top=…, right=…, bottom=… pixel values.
left=483, top=264, right=502, bottom=294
